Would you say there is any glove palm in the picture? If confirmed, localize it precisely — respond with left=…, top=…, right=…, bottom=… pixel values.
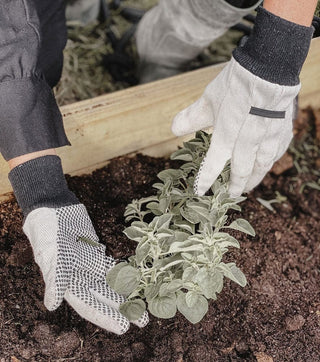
left=24, top=203, right=148, bottom=335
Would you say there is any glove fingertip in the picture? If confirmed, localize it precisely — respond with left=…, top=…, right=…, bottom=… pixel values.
left=228, top=183, right=244, bottom=199
left=44, top=293, right=63, bottom=311
left=229, top=191, right=241, bottom=199
left=194, top=186, right=206, bottom=197
left=43, top=278, right=65, bottom=311
left=171, top=115, right=191, bottom=137
left=64, top=289, right=130, bottom=335
left=132, top=311, right=149, bottom=328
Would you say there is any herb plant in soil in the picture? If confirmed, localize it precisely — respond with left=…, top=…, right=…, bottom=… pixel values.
left=1, top=108, right=320, bottom=361
left=107, top=131, right=255, bottom=324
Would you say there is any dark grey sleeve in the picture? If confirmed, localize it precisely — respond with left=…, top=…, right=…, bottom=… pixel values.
left=0, top=0, right=70, bottom=161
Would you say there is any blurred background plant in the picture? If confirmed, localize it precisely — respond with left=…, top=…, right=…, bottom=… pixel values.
left=55, top=0, right=320, bottom=106
left=55, top=0, right=245, bottom=105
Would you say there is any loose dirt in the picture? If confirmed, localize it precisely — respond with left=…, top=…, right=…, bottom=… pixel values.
left=1, top=110, right=320, bottom=361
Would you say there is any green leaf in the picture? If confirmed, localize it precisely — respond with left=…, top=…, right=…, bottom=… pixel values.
left=180, top=207, right=201, bottom=224
left=182, top=267, right=197, bottom=282
left=218, top=263, right=247, bottom=287
left=195, top=268, right=223, bottom=299
left=167, top=279, right=183, bottom=293
left=152, top=182, right=164, bottom=191
left=157, top=229, right=174, bottom=239
left=173, top=231, right=190, bottom=243
left=256, top=197, right=276, bottom=212
left=186, top=203, right=211, bottom=222
left=148, top=293, right=177, bottom=319
left=145, top=283, right=160, bottom=301
left=159, top=283, right=170, bottom=297
left=136, top=242, right=151, bottom=264
left=226, top=219, right=255, bottom=236
left=160, top=258, right=185, bottom=271
left=159, top=198, right=169, bottom=213
left=170, top=148, right=193, bottom=161
left=174, top=221, right=195, bottom=234
left=229, top=204, right=241, bottom=212
left=131, top=221, right=148, bottom=228
left=185, top=291, right=199, bottom=308
left=168, top=241, right=203, bottom=254
left=114, top=265, right=141, bottom=296
left=176, top=292, right=208, bottom=324
left=214, top=214, right=228, bottom=229
left=151, top=214, right=173, bottom=230
left=146, top=202, right=160, bottom=212
left=123, top=226, right=146, bottom=242
left=105, top=262, right=128, bottom=289
left=140, top=195, right=159, bottom=204
left=181, top=252, right=193, bottom=261
left=214, top=233, right=240, bottom=249
left=157, top=169, right=184, bottom=182
left=119, top=299, right=146, bottom=321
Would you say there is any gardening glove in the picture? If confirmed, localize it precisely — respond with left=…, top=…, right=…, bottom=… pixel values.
left=136, top=0, right=262, bottom=83
left=171, top=7, right=314, bottom=197
left=9, top=155, right=149, bottom=335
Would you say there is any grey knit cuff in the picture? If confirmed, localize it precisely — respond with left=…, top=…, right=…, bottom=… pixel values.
left=233, top=7, right=314, bottom=86
left=9, top=155, right=79, bottom=216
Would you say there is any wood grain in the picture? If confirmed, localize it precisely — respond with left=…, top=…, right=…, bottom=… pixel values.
left=0, top=38, right=319, bottom=197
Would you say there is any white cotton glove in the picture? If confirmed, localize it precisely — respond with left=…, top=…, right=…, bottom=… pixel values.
left=23, top=204, right=149, bottom=335
left=172, top=57, right=300, bottom=197
left=136, top=0, right=262, bottom=83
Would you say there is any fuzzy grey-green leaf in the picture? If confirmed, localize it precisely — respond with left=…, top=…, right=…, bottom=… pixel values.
left=123, top=226, right=146, bottom=242
left=218, top=263, right=247, bottom=287
left=114, top=265, right=141, bottom=296
left=105, top=262, right=128, bottom=289
left=119, top=299, right=146, bottom=321
left=148, top=293, right=177, bottom=319
left=226, top=219, right=255, bottom=236
left=177, top=292, right=208, bottom=324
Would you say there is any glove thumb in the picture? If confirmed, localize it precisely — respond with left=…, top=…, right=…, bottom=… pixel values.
left=23, top=208, right=66, bottom=311
left=172, top=95, right=213, bottom=136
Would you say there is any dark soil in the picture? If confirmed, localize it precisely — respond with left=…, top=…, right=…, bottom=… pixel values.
left=1, top=116, right=320, bottom=361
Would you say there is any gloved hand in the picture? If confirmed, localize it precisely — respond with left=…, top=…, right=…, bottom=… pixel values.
left=136, top=0, right=262, bottom=83
left=172, top=58, right=299, bottom=197
left=9, top=155, right=148, bottom=334
left=24, top=204, right=148, bottom=335
left=172, top=7, right=313, bottom=197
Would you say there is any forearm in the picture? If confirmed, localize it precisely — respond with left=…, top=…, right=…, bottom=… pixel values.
left=264, top=0, right=318, bottom=26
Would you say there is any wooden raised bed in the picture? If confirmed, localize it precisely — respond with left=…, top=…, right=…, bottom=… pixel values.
left=0, top=37, right=319, bottom=200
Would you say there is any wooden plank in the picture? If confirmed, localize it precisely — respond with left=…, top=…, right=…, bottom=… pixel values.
left=300, top=38, right=320, bottom=108
left=0, top=38, right=319, bottom=197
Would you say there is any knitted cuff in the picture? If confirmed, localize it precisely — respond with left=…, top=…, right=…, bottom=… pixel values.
left=9, top=155, right=79, bottom=216
left=233, top=7, right=314, bottom=86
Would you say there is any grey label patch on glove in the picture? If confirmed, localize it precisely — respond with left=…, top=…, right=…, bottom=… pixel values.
left=249, top=107, right=286, bottom=119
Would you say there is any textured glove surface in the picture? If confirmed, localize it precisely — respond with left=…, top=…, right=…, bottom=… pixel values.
left=23, top=204, right=148, bottom=335
left=172, top=58, right=300, bottom=197
left=136, top=0, right=261, bottom=82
